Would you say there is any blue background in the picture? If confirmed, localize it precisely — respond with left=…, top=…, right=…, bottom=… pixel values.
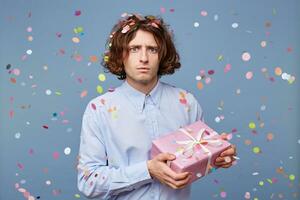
left=1, top=0, right=299, bottom=199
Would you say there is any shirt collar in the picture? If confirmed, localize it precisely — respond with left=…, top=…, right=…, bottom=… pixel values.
left=120, top=80, right=162, bottom=112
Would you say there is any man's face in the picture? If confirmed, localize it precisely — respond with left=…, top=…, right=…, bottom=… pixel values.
left=123, top=29, right=160, bottom=86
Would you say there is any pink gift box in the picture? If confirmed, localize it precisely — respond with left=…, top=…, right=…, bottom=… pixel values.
left=150, top=120, right=232, bottom=184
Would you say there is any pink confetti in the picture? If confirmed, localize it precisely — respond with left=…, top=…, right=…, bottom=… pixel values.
left=245, top=71, right=253, bottom=79
left=9, top=110, right=14, bottom=118
left=91, top=103, right=96, bottom=110
left=224, top=64, right=231, bottom=73
left=170, top=8, right=175, bottom=12
left=56, top=32, right=62, bottom=38
left=53, top=152, right=59, bottom=160
left=29, top=148, right=34, bottom=155
left=17, top=162, right=24, bottom=170
left=208, top=70, right=214, bottom=75
left=42, top=125, right=49, bottom=129
left=74, top=10, right=81, bottom=16
left=220, top=191, right=227, bottom=198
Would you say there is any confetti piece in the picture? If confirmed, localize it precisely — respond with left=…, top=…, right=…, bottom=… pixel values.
left=53, top=152, right=59, bottom=160
left=91, top=103, right=96, bottom=110
left=259, top=181, right=264, bottom=186
left=252, top=172, right=259, bottom=176
left=200, top=10, right=208, bottom=16
left=205, top=77, right=211, bottom=84
left=27, top=36, right=33, bottom=41
left=74, top=194, right=80, bottom=198
left=26, top=26, right=32, bottom=32
left=42, top=125, right=49, bottom=129
left=253, top=146, right=261, bottom=154
left=260, top=40, right=267, bottom=47
left=220, top=191, right=227, bottom=198
left=74, top=10, right=81, bottom=16
left=45, top=89, right=52, bottom=95
left=232, top=22, right=239, bottom=28
left=64, top=147, right=71, bottom=155
left=224, top=156, right=231, bottom=163
left=274, top=67, right=282, bottom=76
left=289, top=174, right=295, bottom=181
left=249, top=122, right=256, bottom=129
left=80, top=90, right=88, bottom=98
left=17, top=163, right=24, bottom=170
left=98, top=73, right=106, bottom=82
left=197, top=82, right=204, bottom=90
left=245, top=71, right=253, bottom=79
left=224, top=64, right=231, bottom=73
left=15, top=132, right=21, bottom=139
left=96, top=85, right=103, bottom=94
left=73, top=26, right=83, bottom=34
left=214, top=14, right=219, bottom=21
left=72, top=37, right=80, bottom=43
left=26, top=49, right=32, bottom=55
left=46, top=180, right=51, bottom=185
left=267, top=133, right=274, bottom=141
left=244, top=139, right=252, bottom=145
left=90, top=55, right=98, bottom=62
left=217, top=55, right=224, bottom=61
left=194, top=22, right=199, bottom=27
left=242, top=52, right=251, bottom=61
left=244, top=192, right=251, bottom=199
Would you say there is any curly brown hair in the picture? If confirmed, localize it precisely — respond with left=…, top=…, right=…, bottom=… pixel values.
left=101, top=13, right=181, bottom=80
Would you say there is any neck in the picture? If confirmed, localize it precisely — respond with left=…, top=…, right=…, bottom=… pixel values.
left=126, top=78, right=158, bottom=95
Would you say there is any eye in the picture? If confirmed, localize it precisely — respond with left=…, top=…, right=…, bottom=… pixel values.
left=129, top=47, right=139, bottom=53
left=148, top=47, right=158, bottom=54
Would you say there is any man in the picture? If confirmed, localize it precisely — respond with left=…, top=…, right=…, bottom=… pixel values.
left=77, top=13, right=236, bottom=200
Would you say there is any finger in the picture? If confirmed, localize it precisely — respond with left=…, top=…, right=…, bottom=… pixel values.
left=220, top=146, right=236, bottom=157
left=220, top=163, right=232, bottom=168
left=165, top=169, right=190, bottom=181
left=157, top=153, right=176, bottom=162
left=215, top=156, right=236, bottom=165
left=215, top=157, right=225, bottom=163
left=165, top=174, right=191, bottom=189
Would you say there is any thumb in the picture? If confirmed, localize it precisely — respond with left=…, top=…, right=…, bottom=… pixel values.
left=157, top=153, right=176, bottom=162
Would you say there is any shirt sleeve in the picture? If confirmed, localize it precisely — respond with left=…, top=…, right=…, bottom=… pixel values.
left=77, top=102, right=153, bottom=199
left=188, top=93, right=205, bottom=123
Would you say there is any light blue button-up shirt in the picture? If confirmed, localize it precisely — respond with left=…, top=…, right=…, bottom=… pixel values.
left=77, top=80, right=204, bottom=200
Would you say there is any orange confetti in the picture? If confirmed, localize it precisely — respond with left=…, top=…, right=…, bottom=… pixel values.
left=267, top=132, right=274, bottom=141
left=197, top=82, right=204, bottom=90
left=10, top=77, right=16, bottom=83
left=89, top=55, right=98, bottom=63
left=244, top=139, right=252, bottom=145
left=80, top=90, right=88, bottom=98
left=274, top=67, right=282, bottom=76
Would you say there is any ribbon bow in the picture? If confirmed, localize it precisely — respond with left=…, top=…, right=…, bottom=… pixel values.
left=174, top=128, right=223, bottom=176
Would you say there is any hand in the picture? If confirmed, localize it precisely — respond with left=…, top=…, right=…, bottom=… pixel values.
left=214, top=144, right=237, bottom=168
left=147, top=153, right=192, bottom=189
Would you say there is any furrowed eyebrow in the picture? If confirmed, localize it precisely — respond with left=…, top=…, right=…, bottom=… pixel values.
left=128, top=45, right=158, bottom=48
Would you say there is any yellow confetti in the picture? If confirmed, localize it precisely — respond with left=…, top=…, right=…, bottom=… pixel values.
left=258, top=181, right=264, bottom=186
left=289, top=174, right=295, bottom=181
left=253, top=146, right=261, bottom=154
left=249, top=122, right=256, bottom=129
left=96, top=85, right=103, bottom=94
left=98, top=73, right=106, bottom=82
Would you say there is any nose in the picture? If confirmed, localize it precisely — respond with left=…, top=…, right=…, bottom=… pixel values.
left=139, top=48, right=149, bottom=64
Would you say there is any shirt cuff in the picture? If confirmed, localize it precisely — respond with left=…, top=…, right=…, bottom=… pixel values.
left=126, top=161, right=153, bottom=185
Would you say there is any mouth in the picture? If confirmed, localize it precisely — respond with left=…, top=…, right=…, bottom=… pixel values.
left=137, top=67, right=150, bottom=72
